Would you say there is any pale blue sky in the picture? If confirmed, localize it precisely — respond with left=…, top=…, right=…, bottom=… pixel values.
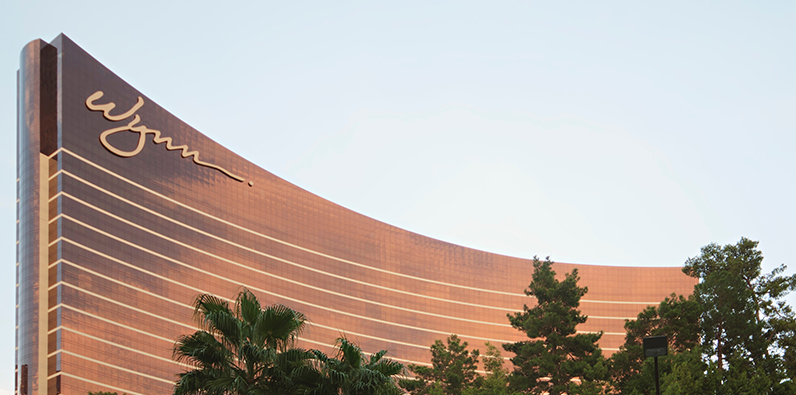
left=2, top=2, right=795, bottom=393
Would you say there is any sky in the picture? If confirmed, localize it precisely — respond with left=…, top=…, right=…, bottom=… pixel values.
left=1, top=1, right=795, bottom=393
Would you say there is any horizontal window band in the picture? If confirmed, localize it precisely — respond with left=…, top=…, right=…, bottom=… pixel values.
left=58, top=171, right=522, bottom=311
left=59, top=259, right=193, bottom=309
left=57, top=287, right=568, bottom=369
left=54, top=272, right=627, bottom=374
left=56, top=372, right=148, bottom=395
left=58, top=304, right=176, bottom=343
left=58, top=223, right=631, bottom=343
left=55, top=266, right=519, bottom=347
left=56, top=194, right=518, bottom=323
left=56, top=219, right=526, bottom=337
left=58, top=325, right=437, bottom=371
left=57, top=326, right=190, bottom=367
left=588, top=316, right=636, bottom=320
left=60, top=148, right=664, bottom=305
left=59, top=148, right=521, bottom=295
left=60, top=282, right=193, bottom=329
left=53, top=306, right=620, bottom=371
left=60, top=349, right=174, bottom=383
left=54, top=302, right=436, bottom=368
left=56, top=263, right=435, bottom=350
left=55, top=198, right=647, bottom=327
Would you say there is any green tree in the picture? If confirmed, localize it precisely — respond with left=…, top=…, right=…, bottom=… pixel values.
left=173, top=288, right=313, bottom=395
left=463, top=342, right=521, bottom=395
left=481, top=342, right=508, bottom=378
left=401, top=334, right=481, bottom=395
left=306, top=337, right=405, bottom=395
left=683, top=237, right=796, bottom=393
left=503, top=256, right=605, bottom=395
left=773, top=315, right=796, bottom=387
left=608, top=294, right=701, bottom=394
left=173, top=289, right=404, bottom=395
left=655, top=347, right=713, bottom=395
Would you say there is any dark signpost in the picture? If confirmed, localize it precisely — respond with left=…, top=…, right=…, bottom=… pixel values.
left=643, top=335, right=667, bottom=395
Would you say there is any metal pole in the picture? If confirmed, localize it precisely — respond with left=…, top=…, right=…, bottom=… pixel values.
left=654, top=356, right=660, bottom=395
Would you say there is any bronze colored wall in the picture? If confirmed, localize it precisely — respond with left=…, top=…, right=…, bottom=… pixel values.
left=17, top=34, right=697, bottom=395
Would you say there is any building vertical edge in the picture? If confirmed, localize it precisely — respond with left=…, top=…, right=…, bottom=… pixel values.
left=15, top=66, right=20, bottom=395
left=17, top=39, right=57, bottom=395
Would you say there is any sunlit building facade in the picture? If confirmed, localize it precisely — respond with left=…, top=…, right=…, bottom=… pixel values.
left=16, top=35, right=697, bottom=395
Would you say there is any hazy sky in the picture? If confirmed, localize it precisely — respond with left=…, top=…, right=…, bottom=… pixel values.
left=2, top=2, right=795, bottom=393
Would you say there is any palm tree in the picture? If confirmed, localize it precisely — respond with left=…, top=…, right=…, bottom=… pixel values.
left=307, top=337, right=405, bottom=395
left=173, top=288, right=313, bottom=395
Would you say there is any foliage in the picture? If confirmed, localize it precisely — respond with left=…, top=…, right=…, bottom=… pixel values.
left=503, top=256, right=606, bottom=395
left=614, top=347, right=713, bottom=395
left=305, top=337, right=405, bottom=395
left=683, top=237, right=796, bottom=392
left=774, top=314, right=796, bottom=384
left=172, top=288, right=404, bottom=395
left=462, top=342, right=521, bottom=395
left=401, top=334, right=481, bottom=395
left=609, top=238, right=796, bottom=394
left=402, top=338, right=522, bottom=395
left=608, top=293, right=701, bottom=394
left=173, top=288, right=312, bottom=395
left=481, top=342, right=506, bottom=376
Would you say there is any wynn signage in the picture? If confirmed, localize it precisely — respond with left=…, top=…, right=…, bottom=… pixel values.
left=86, top=91, right=250, bottom=185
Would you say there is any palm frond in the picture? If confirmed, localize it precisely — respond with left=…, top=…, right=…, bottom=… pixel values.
left=255, top=304, right=307, bottom=351
left=235, top=288, right=262, bottom=329
left=173, top=331, right=232, bottom=369
left=368, top=349, right=387, bottom=364
left=193, top=294, right=241, bottom=348
left=335, top=337, right=364, bottom=371
left=175, top=290, right=327, bottom=395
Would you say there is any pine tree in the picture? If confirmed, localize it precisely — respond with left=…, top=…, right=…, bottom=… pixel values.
left=503, top=256, right=605, bottom=395
left=401, top=335, right=480, bottom=395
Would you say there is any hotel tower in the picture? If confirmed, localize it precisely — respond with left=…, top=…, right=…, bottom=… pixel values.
left=16, top=34, right=696, bottom=395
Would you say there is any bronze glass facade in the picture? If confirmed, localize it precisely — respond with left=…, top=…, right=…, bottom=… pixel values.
left=16, top=34, right=697, bottom=395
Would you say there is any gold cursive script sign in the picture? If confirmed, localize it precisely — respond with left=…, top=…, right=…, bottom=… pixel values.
left=86, top=91, right=249, bottom=185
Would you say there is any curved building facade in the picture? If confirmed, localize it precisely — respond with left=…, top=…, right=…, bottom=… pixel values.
left=16, top=35, right=697, bottom=395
